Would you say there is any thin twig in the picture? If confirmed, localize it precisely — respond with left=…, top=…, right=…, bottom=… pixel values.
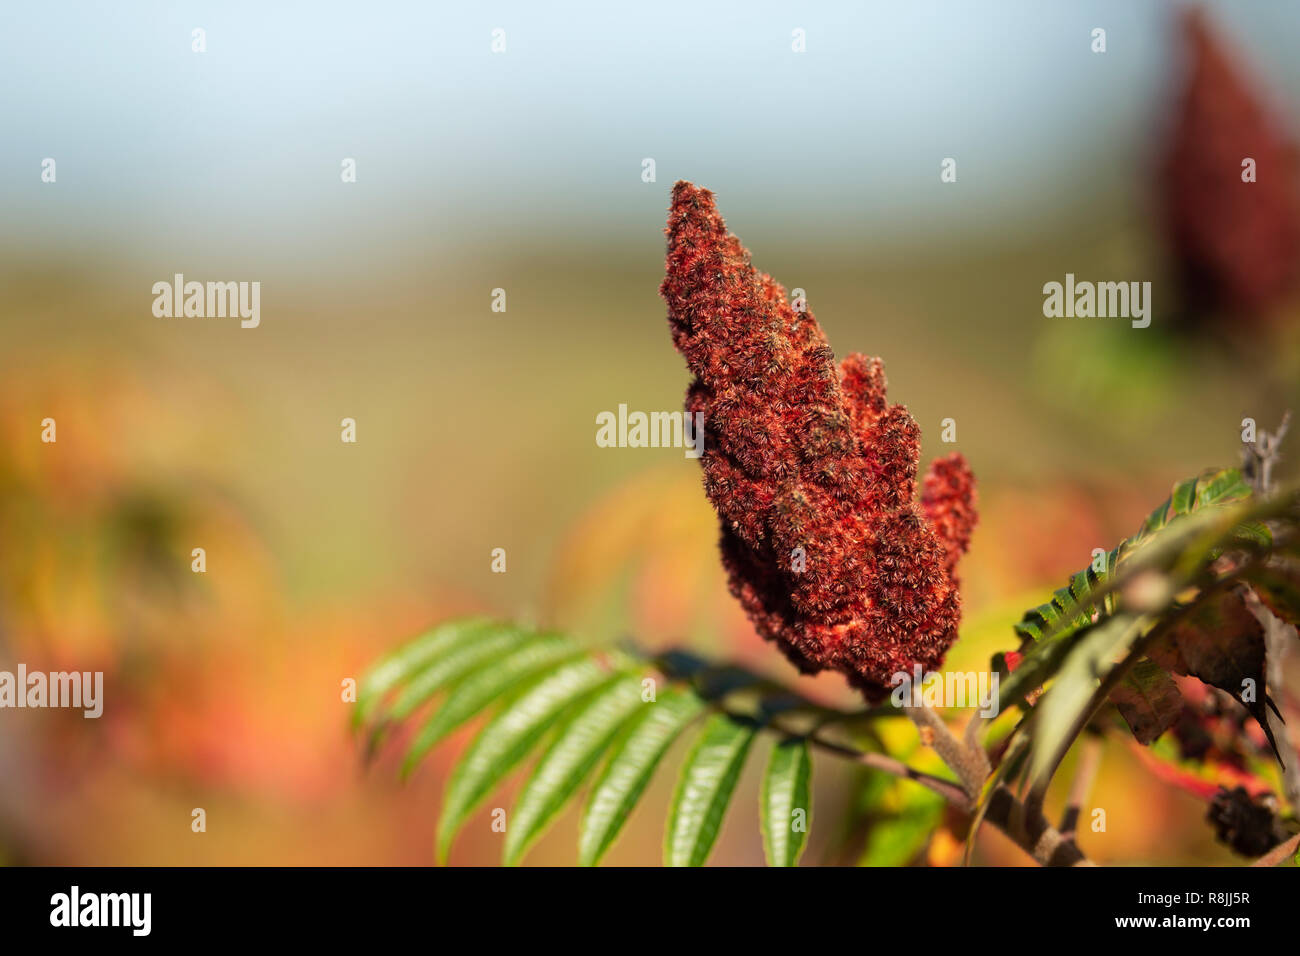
left=1242, top=411, right=1290, bottom=495
left=1059, top=734, right=1103, bottom=841
left=712, top=703, right=970, bottom=807
left=1251, top=831, right=1300, bottom=867
left=813, top=733, right=972, bottom=808
left=1242, top=412, right=1300, bottom=813
left=905, top=705, right=1089, bottom=865
left=702, top=668, right=1091, bottom=864
left=984, top=785, right=1093, bottom=867
left=731, top=701, right=1090, bottom=865
left=963, top=711, right=992, bottom=780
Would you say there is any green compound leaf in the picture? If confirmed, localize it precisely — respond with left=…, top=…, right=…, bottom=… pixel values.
left=760, top=737, right=812, bottom=867
left=1012, top=468, right=1257, bottom=646
left=370, top=625, right=529, bottom=744
left=1025, top=614, right=1144, bottom=789
left=401, top=634, right=580, bottom=778
left=665, top=713, right=758, bottom=867
left=1004, top=467, right=1269, bottom=722
left=579, top=689, right=705, bottom=866
left=353, top=616, right=492, bottom=730
left=503, top=674, right=647, bottom=866
left=436, top=658, right=615, bottom=863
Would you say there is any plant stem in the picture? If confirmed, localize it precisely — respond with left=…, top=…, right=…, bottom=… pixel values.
left=1059, top=734, right=1103, bottom=841
left=1251, top=831, right=1300, bottom=867
left=906, top=706, right=1091, bottom=865
left=730, top=704, right=971, bottom=806
left=712, top=687, right=1092, bottom=864
left=983, top=785, right=1092, bottom=866
left=1244, top=413, right=1300, bottom=813
left=907, top=703, right=987, bottom=799
left=816, top=734, right=972, bottom=807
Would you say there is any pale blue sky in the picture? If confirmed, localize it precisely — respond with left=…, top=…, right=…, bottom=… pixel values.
left=4, top=1, right=1299, bottom=264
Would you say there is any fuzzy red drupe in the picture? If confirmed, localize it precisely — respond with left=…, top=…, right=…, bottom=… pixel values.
left=661, top=181, right=977, bottom=700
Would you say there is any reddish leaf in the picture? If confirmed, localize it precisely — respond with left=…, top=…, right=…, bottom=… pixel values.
left=1246, top=565, right=1300, bottom=631
left=1147, top=588, right=1280, bottom=758
left=1111, top=659, right=1185, bottom=745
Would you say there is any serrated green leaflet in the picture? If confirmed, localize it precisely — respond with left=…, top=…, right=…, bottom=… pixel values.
left=1197, top=470, right=1250, bottom=507
left=352, top=616, right=492, bottom=729
left=436, top=658, right=613, bottom=862
left=665, top=713, right=757, bottom=867
left=1026, top=614, right=1142, bottom=789
left=401, top=634, right=580, bottom=778
left=760, top=737, right=811, bottom=867
left=378, top=625, right=529, bottom=730
left=1007, top=468, right=1264, bottom=703
left=1014, top=468, right=1255, bottom=646
left=503, top=674, right=646, bottom=865
left=578, top=689, right=705, bottom=866
left=1170, top=476, right=1198, bottom=515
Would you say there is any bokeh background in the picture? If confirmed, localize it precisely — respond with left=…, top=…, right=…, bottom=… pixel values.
left=3, top=0, right=1300, bottom=865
